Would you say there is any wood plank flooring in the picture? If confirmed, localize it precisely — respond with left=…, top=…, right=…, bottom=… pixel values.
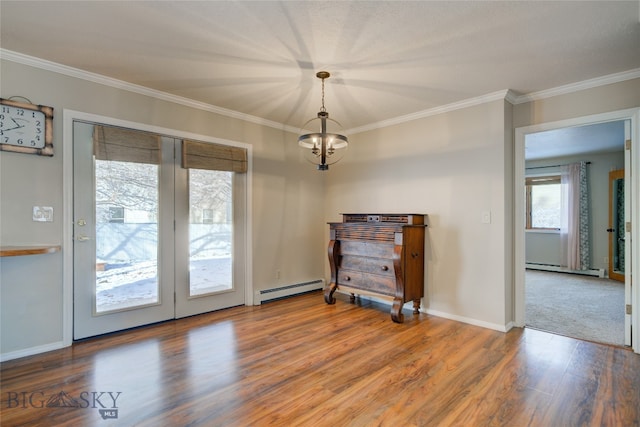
left=1, top=291, right=639, bottom=426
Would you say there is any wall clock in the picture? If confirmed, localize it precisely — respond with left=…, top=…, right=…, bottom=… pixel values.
left=0, top=98, right=54, bottom=156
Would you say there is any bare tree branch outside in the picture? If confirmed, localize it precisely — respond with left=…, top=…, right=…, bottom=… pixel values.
left=94, top=160, right=233, bottom=311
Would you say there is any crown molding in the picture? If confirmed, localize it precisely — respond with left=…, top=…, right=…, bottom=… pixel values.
left=512, top=68, right=640, bottom=104
left=345, top=66, right=640, bottom=134
left=504, top=89, right=520, bottom=105
left=346, top=89, right=515, bottom=135
left=0, top=49, right=299, bottom=134
left=344, top=67, right=640, bottom=134
left=2, top=49, right=638, bottom=135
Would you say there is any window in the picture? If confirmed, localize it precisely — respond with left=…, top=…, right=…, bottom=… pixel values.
left=526, top=175, right=561, bottom=230
left=202, top=209, right=214, bottom=224
left=108, top=206, right=125, bottom=223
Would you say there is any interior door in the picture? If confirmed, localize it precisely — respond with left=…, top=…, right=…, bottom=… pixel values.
left=608, top=169, right=625, bottom=283
left=73, top=121, right=175, bottom=339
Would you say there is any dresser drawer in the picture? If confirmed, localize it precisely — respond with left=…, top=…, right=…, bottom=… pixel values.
left=339, top=241, right=395, bottom=258
left=337, top=269, right=396, bottom=296
left=340, top=255, right=394, bottom=277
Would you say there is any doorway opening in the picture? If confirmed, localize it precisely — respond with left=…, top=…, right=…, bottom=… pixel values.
left=514, top=111, right=637, bottom=350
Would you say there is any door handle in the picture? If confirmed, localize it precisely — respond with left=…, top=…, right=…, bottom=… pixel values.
left=76, top=235, right=91, bottom=242
left=606, top=228, right=615, bottom=233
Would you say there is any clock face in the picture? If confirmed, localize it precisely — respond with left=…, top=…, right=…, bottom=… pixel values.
left=1, top=104, right=47, bottom=149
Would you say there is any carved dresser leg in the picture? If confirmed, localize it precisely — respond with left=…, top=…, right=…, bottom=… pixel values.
left=326, top=238, right=339, bottom=305
left=324, top=282, right=337, bottom=305
left=390, top=298, right=404, bottom=323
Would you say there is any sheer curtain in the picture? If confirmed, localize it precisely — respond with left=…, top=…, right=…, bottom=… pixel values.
left=560, top=161, right=589, bottom=270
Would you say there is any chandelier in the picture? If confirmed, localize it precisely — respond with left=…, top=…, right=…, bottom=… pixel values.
left=298, top=71, right=348, bottom=170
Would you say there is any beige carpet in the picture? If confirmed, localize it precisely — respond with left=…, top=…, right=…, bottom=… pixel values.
left=525, top=269, right=625, bottom=346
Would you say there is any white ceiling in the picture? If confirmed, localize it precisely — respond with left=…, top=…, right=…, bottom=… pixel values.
left=525, top=120, right=626, bottom=161
left=1, top=1, right=639, bottom=155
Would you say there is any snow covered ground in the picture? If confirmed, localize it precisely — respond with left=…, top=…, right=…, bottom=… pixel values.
left=96, top=257, right=232, bottom=312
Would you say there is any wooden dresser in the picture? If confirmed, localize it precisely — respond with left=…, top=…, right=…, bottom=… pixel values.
left=325, top=213, right=426, bottom=323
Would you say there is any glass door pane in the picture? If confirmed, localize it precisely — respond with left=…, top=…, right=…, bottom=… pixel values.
left=95, top=159, right=159, bottom=312
left=188, top=169, right=233, bottom=296
left=175, top=147, right=245, bottom=319
left=74, top=121, right=174, bottom=340
left=612, top=177, right=625, bottom=274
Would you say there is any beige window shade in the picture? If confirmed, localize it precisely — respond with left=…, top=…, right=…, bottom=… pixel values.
left=93, top=125, right=161, bottom=164
left=182, top=140, right=247, bottom=173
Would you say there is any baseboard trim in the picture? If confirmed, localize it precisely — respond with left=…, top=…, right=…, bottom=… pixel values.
left=346, top=293, right=512, bottom=333
left=423, top=308, right=513, bottom=333
left=254, top=279, right=325, bottom=305
left=1, top=340, right=68, bottom=362
left=526, top=263, right=605, bottom=278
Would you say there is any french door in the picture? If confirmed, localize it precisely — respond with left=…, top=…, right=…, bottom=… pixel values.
left=73, top=121, right=245, bottom=339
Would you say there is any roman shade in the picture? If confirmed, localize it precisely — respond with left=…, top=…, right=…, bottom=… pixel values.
left=93, top=125, right=161, bottom=164
left=181, top=139, right=247, bottom=173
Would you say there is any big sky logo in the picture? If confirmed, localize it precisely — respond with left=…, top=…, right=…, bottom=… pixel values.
left=6, top=390, right=121, bottom=420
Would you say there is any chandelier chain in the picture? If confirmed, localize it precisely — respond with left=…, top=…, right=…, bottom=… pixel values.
left=320, top=77, right=326, bottom=113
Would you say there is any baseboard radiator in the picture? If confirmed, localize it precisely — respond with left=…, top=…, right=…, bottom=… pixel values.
left=526, top=263, right=605, bottom=278
left=254, top=279, right=325, bottom=304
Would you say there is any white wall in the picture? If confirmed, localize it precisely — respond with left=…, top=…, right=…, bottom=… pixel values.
left=525, top=150, right=625, bottom=272
left=325, top=99, right=513, bottom=330
left=2, top=56, right=639, bottom=359
left=0, top=59, right=326, bottom=358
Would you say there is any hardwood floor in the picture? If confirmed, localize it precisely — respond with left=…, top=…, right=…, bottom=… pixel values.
left=1, top=291, right=639, bottom=426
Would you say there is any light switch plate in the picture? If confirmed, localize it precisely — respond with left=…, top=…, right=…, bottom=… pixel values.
left=481, top=211, right=491, bottom=224
left=33, top=206, right=54, bottom=222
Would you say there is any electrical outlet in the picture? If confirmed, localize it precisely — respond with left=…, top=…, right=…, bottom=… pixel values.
left=604, top=256, right=609, bottom=264
left=275, top=270, right=281, bottom=279
left=33, top=206, right=54, bottom=222
left=481, top=211, right=491, bottom=224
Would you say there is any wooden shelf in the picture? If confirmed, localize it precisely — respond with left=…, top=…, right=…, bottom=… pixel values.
left=0, top=245, right=61, bottom=257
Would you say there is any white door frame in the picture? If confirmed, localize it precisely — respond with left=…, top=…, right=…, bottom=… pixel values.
left=62, top=110, right=253, bottom=346
left=514, top=107, right=639, bottom=353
